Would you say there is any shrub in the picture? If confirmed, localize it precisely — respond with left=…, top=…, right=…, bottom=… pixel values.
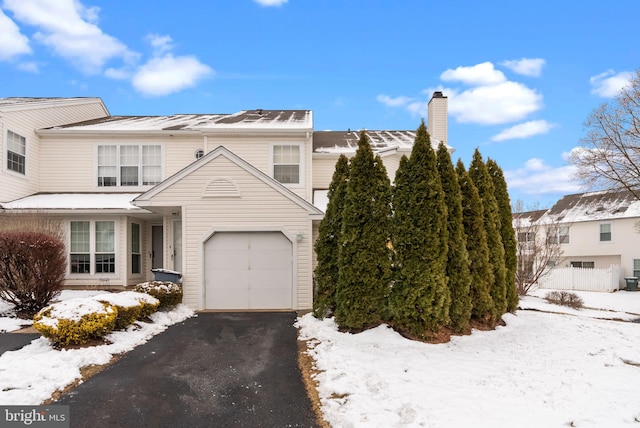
left=33, top=298, right=117, bottom=347
left=133, top=281, right=183, bottom=309
left=0, top=231, right=67, bottom=317
left=544, top=291, right=584, bottom=309
left=93, top=291, right=160, bottom=330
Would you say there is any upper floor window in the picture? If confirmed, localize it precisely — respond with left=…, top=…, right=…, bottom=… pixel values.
left=98, top=144, right=161, bottom=187
left=273, top=145, right=300, bottom=184
left=6, top=130, right=26, bottom=175
left=548, top=226, right=570, bottom=244
left=599, top=223, right=612, bottom=242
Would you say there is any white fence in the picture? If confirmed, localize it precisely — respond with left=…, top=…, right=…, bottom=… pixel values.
left=537, top=266, right=624, bottom=292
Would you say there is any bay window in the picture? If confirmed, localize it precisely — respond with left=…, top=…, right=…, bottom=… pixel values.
left=69, top=220, right=116, bottom=274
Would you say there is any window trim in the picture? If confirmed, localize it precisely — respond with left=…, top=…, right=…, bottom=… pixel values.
left=96, top=144, right=163, bottom=189
left=270, top=143, right=303, bottom=186
left=6, top=130, right=26, bottom=176
left=68, top=220, right=118, bottom=276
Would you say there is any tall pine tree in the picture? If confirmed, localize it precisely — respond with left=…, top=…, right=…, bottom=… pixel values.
left=389, top=121, right=450, bottom=339
left=456, top=160, right=494, bottom=325
left=335, top=131, right=392, bottom=331
left=468, top=149, right=507, bottom=318
left=436, top=144, right=472, bottom=334
left=313, top=154, right=349, bottom=318
left=487, top=158, right=519, bottom=313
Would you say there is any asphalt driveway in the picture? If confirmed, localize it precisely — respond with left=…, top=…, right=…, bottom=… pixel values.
left=57, top=312, right=319, bottom=428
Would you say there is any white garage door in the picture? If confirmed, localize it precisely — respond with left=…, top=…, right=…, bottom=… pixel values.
left=204, top=232, right=293, bottom=310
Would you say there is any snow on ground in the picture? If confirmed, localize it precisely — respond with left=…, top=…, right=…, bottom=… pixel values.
left=297, top=290, right=640, bottom=428
left=0, top=291, right=194, bottom=405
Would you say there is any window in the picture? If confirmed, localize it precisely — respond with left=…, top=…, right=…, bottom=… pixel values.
left=131, top=223, right=141, bottom=274
left=548, top=226, right=570, bottom=244
left=633, top=259, right=640, bottom=278
left=570, top=261, right=595, bottom=269
left=98, top=145, right=161, bottom=187
left=517, top=232, right=535, bottom=242
left=599, top=223, right=612, bottom=242
left=273, top=145, right=300, bottom=184
left=69, top=220, right=116, bottom=274
left=70, top=221, right=91, bottom=273
left=6, top=130, right=26, bottom=174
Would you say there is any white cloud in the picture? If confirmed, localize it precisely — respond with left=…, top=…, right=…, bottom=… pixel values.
left=16, top=61, right=39, bottom=73
left=501, top=58, right=545, bottom=77
left=504, top=156, right=582, bottom=196
left=590, top=69, right=633, bottom=97
left=0, top=8, right=31, bottom=60
left=449, top=81, right=542, bottom=125
left=440, top=62, right=506, bottom=86
left=3, top=0, right=134, bottom=74
left=253, top=0, right=288, bottom=6
left=376, top=94, right=413, bottom=107
left=132, top=54, right=213, bottom=96
left=492, top=120, right=555, bottom=142
left=146, top=34, right=174, bottom=55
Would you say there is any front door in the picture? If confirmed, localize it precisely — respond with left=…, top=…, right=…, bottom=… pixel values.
left=152, top=225, right=163, bottom=269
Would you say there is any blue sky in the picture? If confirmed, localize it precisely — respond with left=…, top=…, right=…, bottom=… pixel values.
left=1, top=0, right=638, bottom=208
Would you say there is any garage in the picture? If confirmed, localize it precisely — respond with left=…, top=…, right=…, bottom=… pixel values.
left=204, top=232, right=293, bottom=310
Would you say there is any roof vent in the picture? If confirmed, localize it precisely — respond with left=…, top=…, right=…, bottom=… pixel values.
left=256, top=109, right=263, bottom=115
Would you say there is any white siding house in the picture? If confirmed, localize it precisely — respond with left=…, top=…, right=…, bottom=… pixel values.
left=0, top=94, right=450, bottom=311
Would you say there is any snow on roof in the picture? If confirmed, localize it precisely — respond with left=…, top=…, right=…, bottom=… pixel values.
left=46, top=110, right=312, bottom=132
left=0, top=193, right=144, bottom=211
left=313, top=130, right=450, bottom=154
left=0, top=97, right=101, bottom=108
left=546, top=189, right=640, bottom=223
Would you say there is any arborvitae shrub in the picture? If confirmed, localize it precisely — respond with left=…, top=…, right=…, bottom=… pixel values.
left=335, top=131, right=392, bottom=331
left=389, top=122, right=450, bottom=339
left=313, top=154, right=350, bottom=318
left=94, top=291, right=160, bottom=330
left=469, top=149, right=507, bottom=319
left=456, top=160, right=495, bottom=325
left=487, top=158, right=519, bottom=312
left=0, top=231, right=66, bottom=317
left=133, top=281, right=183, bottom=309
left=436, top=144, right=472, bottom=334
left=33, top=298, right=117, bottom=347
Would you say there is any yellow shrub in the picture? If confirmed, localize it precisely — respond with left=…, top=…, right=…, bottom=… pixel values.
left=33, top=298, right=117, bottom=348
left=134, top=281, right=183, bottom=309
left=94, top=291, right=160, bottom=329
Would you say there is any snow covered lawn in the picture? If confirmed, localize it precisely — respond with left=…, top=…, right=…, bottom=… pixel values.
left=297, top=290, right=640, bottom=427
left=0, top=290, right=194, bottom=405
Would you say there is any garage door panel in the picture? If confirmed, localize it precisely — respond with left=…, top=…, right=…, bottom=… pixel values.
left=249, top=249, right=291, bottom=270
left=205, top=232, right=293, bottom=310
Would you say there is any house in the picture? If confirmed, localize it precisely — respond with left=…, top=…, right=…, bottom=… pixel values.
left=514, top=189, right=640, bottom=290
left=0, top=93, right=451, bottom=311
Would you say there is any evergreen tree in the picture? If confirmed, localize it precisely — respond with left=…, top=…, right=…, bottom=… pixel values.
left=468, top=149, right=507, bottom=318
left=436, top=144, right=472, bottom=333
left=487, top=158, right=519, bottom=313
left=313, top=154, right=349, bottom=318
left=389, top=121, right=450, bottom=338
left=335, top=131, right=392, bottom=331
left=456, top=160, right=494, bottom=324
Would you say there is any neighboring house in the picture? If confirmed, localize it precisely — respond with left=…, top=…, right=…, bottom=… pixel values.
left=514, top=190, right=640, bottom=290
left=0, top=93, right=450, bottom=312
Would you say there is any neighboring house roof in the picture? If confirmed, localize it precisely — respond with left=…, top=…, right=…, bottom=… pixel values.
left=42, top=110, right=312, bottom=132
left=313, top=130, right=451, bottom=154
left=0, top=97, right=109, bottom=115
left=0, top=193, right=146, bottom=212
left=546, top=190, right=640, bottom=223
left=133, top=146, right=324, bottom=219
left=513, top=209, right=548, bottom=227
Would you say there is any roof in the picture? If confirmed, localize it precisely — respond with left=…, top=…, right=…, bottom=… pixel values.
left=546, top=189, right=640, bottom=223
left=0, top=97, right=99, bottom=107
left=0, top=193, right=145, bottom=211
left=313, top=130, right=451, bottom=154
left=512, top=209, right=548, bottom=227
left=44, top=110, right=312, bottom=132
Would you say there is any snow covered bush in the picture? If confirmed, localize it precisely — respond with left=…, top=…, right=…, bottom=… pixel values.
left=0, top=231, right=66, bottom=317
left=93, top=291, right=160, bottom=330
left=33, top=298, right=117, bottom=347
left=133, top=281, right=183, bottom=309
left=544, top=291, right=584, bottom=309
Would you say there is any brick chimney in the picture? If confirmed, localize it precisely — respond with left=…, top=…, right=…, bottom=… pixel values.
left=428, top=91, right=448, bottom=145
